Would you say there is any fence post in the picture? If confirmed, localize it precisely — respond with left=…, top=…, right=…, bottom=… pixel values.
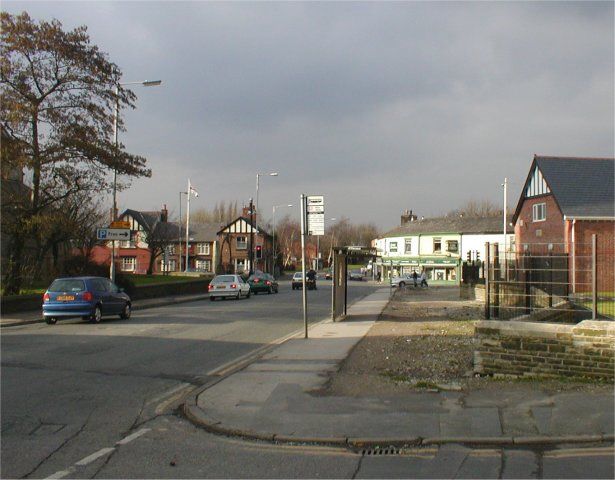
left=493, top=243, right=500, bottom=318
left=485, top=242, right=490, bottom=319
left=525, top=250, right=531, bottom=314
left=592, top=234, right=597, bottom=320
left=548, top=249, right=553, bottom=308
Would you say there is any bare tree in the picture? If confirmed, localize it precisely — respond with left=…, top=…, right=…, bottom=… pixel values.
left=1, top=12, right=151, bottom=293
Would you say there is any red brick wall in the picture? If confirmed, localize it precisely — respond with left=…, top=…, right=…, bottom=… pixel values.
left=515, top=194, right=565, bottom=249
left=570, top=221, right=615, bottom=295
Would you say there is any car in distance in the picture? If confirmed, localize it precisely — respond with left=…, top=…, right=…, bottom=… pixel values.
left=390, top=274, right=415, bottom=288
left=208, top=274, right=251, bottom=300
left=348, top=270, right=364, bottom=281
left=42, top=276, right=131, bottom=325
left=248, top=273, right=279, bottom=294
left=291, top=271, right=317, bottom=290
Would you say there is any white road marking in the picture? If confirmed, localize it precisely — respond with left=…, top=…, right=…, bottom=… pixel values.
left=116, top=428, right=151, bottom=445
left=44, top=467, right=75, bottom=479
left=74, top=447, right=115, bottom=466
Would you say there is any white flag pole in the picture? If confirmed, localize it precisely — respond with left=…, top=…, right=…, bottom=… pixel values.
left=185, top=179, right=191, bottom=272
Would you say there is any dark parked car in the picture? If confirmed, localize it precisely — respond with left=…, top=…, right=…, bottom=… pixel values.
left=42, top=276, right=131, bottom=325
left=248, top=273, right=279, bottom=294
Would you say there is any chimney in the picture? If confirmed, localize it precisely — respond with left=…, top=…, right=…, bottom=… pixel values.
left=161, top=204, right=168, bottom=222
left=400, top=209, right=417, bottom=226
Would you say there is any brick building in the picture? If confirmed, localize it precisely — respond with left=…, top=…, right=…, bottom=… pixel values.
left=512, top=155, right=614, bottom=293
left=217, top=207, right=273, bottom=274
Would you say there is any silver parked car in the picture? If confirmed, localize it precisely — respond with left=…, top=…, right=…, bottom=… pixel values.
left=390, top=274, right=415, bottom=288
left=208, top=274, right=251, bottom=301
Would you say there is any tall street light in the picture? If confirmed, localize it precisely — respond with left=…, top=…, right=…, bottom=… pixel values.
left=254, top=172, right=278, bottom=271
left=110, top=79, right=162, bottom=282
left=272, top=203, right=293, bottom=277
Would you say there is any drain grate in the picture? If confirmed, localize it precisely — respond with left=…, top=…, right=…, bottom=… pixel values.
left=361, top=447, right=401, bottom=456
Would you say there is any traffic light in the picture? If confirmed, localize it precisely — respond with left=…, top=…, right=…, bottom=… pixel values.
left=255, top=245, right=262, bottom=259
left=466, top=251, right=471, bottom=263
left=476, top=250, right=480, bottom=262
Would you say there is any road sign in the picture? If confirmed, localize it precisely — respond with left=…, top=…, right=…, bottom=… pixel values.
left=97, top=228, right=131, bottom=241
left=110, top=220, right=130, bottom=229
left=306, top=195, right=325, bottom=236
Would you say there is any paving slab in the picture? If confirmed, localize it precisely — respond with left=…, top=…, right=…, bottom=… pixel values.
left=187, top=287, right=614, bottom=446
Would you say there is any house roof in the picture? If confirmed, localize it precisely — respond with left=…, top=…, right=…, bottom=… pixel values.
left=513, top=155, right=615, bottom=222
left=217, top=216, right=272, bottom=237
left=187, top=222, right=220, bottom=242
left=122, top=209, right=161, bottom=232
left=382, top=216, right=512, bottom=238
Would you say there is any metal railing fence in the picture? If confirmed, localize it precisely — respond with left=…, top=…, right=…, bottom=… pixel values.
left=485, top=235, right=614, bottom=322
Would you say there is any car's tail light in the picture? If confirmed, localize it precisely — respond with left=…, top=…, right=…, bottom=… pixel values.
left=253, top=278, right=260, bottom=283
left=208, top=284, right=214, bottom=290
left=43, top=293, right=50, bottom=302
left=266, top=281, right=271, bottom=286
left=231, top=284, right=237, bottom=289
left=82, top=291, right=93, bottom=301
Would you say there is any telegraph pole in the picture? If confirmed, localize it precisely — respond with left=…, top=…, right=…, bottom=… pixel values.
left=249, top=198, right=255, bottom=274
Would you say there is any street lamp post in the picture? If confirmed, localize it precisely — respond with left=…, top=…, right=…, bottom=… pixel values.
left=179, top=191, right=187, bottom=271
left=110, top=79, right=162, bottom=282
left=254, top=172, right=278, bottom=271
left=272, top=203, right=293, bottom=277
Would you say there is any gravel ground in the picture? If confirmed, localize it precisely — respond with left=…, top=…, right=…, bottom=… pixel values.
left=321, top=286, right=612, bottom=396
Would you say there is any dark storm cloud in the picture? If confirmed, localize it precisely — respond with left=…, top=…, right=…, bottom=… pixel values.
left=4, top=1, right=613, bottom=228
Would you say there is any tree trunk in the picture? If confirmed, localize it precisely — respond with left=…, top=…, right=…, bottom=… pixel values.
left=3, top=237, right=25, bottom=295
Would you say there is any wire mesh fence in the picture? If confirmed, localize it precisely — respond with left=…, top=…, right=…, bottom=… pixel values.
left=485, top=235, right=614, bottom=322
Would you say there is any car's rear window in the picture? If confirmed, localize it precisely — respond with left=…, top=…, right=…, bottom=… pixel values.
left=48, top=279, right=86, bottom=292
left=213, top=275, right=235, bottom=283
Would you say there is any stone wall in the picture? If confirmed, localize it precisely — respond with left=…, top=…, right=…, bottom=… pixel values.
left=460, top=284, right=485, bottom=301
left=474, top=320, right=614, bottom=380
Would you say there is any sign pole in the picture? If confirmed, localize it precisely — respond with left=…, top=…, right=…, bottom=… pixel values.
left=300, top=194, right=308, bottom=338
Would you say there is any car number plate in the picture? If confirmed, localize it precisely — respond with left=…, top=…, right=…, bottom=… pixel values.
left=216, top=285, right=225, bottom=289
left=57, top=295, right=75, bottom=301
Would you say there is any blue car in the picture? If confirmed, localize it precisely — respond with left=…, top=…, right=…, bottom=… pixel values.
left=42, top=276, right=131, bottom=325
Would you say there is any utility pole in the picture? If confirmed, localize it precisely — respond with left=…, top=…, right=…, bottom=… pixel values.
left=502, top=177, right=508, bottom=280
left=300, top=194, right=308, bottom=338
left=249, top=198, right=255, bottom=274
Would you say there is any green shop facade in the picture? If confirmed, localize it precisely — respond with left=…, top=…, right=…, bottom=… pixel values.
left=373, top=215, right=514, bottom=285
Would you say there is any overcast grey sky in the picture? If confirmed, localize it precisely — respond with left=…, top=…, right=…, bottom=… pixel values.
left=5, top=1, right=614, bottom=229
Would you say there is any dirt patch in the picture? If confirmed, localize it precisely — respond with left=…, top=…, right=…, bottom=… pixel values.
left=318, top=286, right=612, bottom=396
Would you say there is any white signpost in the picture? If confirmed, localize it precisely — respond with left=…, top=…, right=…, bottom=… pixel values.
left=306, top=195, right=325, bottom=236
left=97, top=228, right=131, bottom=241
left=300, top=194, right=325, bottom=339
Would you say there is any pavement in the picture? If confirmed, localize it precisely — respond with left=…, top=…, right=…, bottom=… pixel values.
left=184, top=287, right=615, bottom=449
left=0, top=292, right=209, bottom=327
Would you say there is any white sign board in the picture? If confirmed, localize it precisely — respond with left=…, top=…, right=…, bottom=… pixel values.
left=97, top=228, right=131, bottom=241
left=306, top=195, right=325, bottom=236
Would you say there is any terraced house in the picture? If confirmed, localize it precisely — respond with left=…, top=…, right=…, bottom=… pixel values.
left=374, top=211, right=514, bottom=284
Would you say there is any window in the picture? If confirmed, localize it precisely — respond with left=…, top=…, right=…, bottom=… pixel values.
left=532, top=203, right=546, bottom=222
left=236, top=236, right=247, bottom=250
left=90, top=278, right=109, bottom=292
left=389, top=241, right=398, bottom=253
left=121, top=257, right=136, bottom=272
left=446, top=240, right=458, bottom=253
left=167, top=245, right=176, bottom=255
left=160, top=259, right=177, bottom=272
left=196, top=259, right=211, bottom=272
left=404, top=239, right=412, bottom=254
left=197, top=243, right=210, bottom=255
left=433, top=238, right=442, bottom=253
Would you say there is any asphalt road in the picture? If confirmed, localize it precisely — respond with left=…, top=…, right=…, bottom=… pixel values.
left=0, top=280, right=378, bottom=479
left=2, top=280, right=613, bottom=479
